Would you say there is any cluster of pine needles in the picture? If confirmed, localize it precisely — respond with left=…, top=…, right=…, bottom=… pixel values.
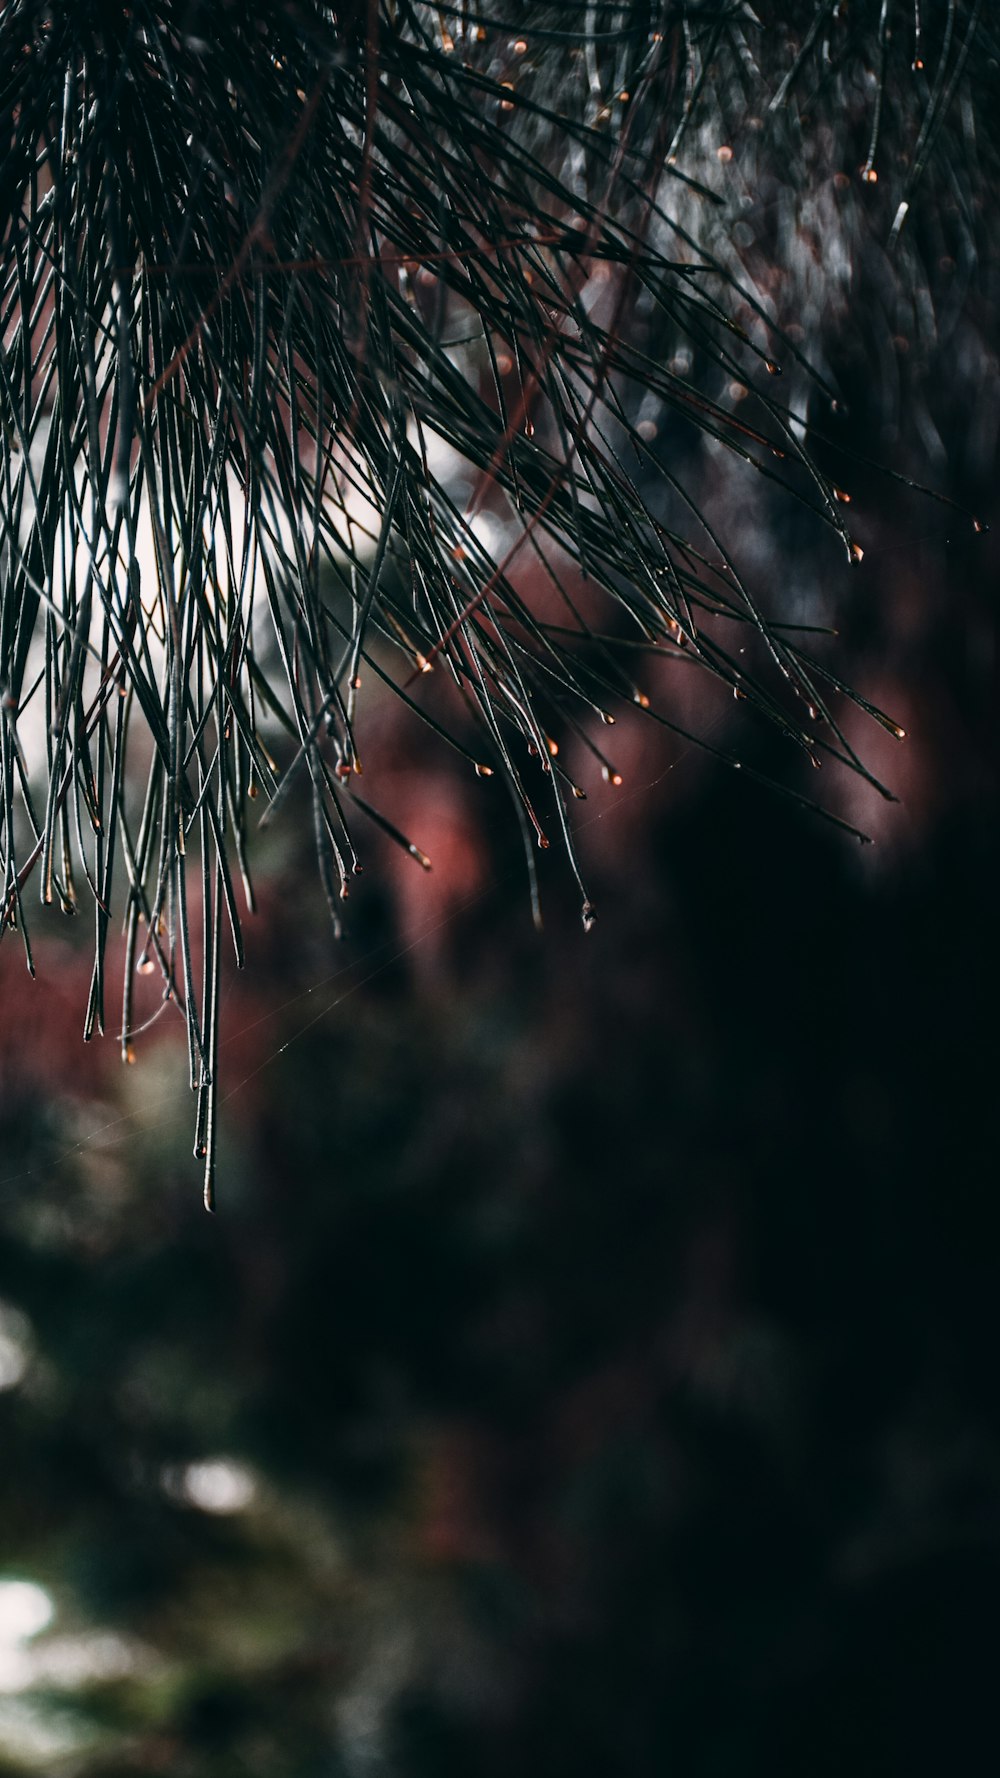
left=0, top=2, right=994, bottom=1199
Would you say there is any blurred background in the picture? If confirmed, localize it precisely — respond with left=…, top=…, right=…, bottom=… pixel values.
left=1, top=61, right=999, bottom=1778
left=1, top=424, right=996, bottom=1778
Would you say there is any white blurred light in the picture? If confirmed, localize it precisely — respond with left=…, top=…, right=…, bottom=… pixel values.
left=467, top=510, right=508, bottom=556
left=0, top=1302, right=30, bottom=1393
left=173, top=1458, right=257, bottom=1515
left=0, top=1630, right=145, bottom=1696
left=0, top=1584, right=54, bottom=1647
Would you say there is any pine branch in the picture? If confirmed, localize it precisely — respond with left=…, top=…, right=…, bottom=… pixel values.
left=0, top=2, right=993, bottom=1200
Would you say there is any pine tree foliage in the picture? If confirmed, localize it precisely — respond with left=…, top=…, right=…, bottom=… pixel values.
left=0, top=2, right=994, bottom=1198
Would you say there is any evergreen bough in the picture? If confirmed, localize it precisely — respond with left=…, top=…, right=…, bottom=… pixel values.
left=0, top=2, right=993, bottom=1199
